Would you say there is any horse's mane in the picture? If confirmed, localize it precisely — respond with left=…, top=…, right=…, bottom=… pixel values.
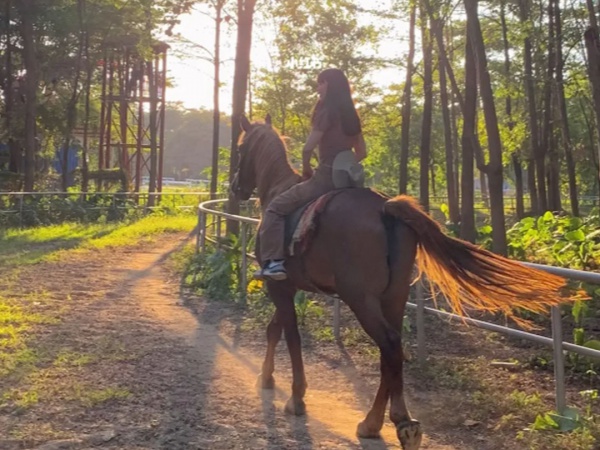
left=239, top=122, right=300, bottom=202
left=242, top=123, right=298, bottom=177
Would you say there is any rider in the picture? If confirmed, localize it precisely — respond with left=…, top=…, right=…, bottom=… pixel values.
left=256, top=68, right=367, bottom=281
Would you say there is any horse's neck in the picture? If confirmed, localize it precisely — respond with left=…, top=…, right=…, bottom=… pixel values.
left=257, top=160, right=299, bottom=210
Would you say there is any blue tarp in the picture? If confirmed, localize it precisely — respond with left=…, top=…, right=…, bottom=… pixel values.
left=53, top=146, right=79, bottom=186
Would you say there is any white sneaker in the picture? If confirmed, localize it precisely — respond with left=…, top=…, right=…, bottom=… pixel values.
left=254, top=260, right=287, bottom=281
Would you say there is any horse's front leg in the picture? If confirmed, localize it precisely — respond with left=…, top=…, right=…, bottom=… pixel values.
left=266, top=280, right=307, bottom=415
left=257, top=310, right=282, bottom=389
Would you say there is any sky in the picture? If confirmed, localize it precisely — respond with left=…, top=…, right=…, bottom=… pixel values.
left=164, top=1, right=407, bottom=111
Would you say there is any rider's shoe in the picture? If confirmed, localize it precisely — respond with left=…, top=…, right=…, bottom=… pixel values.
left=253, top=259, right=287, bottom=281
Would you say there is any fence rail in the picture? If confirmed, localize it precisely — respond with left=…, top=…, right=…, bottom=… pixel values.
left=197, top=198, right=600, bottom=416
left=0, top=191, right=219, bottom=228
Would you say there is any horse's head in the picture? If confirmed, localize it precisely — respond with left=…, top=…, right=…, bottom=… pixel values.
left=231, top=114, right=274, bottom=201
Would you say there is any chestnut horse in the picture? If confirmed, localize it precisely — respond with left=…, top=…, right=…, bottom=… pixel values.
left=231, top=116, right=570, bottom=450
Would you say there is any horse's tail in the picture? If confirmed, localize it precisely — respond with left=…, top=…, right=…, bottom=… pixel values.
left=383, top=195, right=574, bottom=326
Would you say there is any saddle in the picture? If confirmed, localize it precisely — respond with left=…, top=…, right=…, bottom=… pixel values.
left=284, top=190, right=343, bottom=256
left=283, top=151, right=365, bottom=256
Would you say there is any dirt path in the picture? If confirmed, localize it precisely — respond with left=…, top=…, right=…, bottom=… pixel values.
left=1, top=234, right=475, bottom=450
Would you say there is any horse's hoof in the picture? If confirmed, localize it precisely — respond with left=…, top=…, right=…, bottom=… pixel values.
left=284, top=397, right=306, bottom=416
left=256, top=373, right=275, bottom=390
left=356, top=420, right=382, bottom=439
left=396, top=419, right=422, bottom=450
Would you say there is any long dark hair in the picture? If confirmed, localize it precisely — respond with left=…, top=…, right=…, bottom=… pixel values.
left=311, top=68, right=361, bottom=136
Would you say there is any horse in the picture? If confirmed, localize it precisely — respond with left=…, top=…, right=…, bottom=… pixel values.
left=230, top=115, right=572, bottom=450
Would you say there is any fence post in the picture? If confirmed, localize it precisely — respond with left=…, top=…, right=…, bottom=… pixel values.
left=333, top=297, right=341, bottom=341
left=416, top=281, right=426, bottom=364
left=216, top=215, right=222, bottom=248
left=196, top=210, right=205, bottom=254
left=551, top=306, right=566, bottom=414
left=240, top=222, right=248, bottom=304
left=19, top=194, right=24, bottom=228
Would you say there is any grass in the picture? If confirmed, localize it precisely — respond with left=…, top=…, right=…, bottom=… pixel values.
left=0, top=297, right=58, bottom=378
left=0, top=213, right=198, bottom=266
left=71, top=385, right=132, bottom=407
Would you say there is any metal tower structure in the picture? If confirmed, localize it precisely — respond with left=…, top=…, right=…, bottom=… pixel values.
left=97, top=41, right=168, bottom=193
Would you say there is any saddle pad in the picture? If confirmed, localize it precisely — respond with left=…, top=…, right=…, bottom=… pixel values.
left=286, top=190, right=341, bottom=256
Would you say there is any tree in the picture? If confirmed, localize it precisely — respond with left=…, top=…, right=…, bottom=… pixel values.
left=227, top=0, right=257, bottom=232
left=211, top=0, right=226, bottom=200
left=500, top=0, right=524, bottom=219
left=15, top=0, right=38, bottom=192
left=419, top=6, right=433, bottom=212
left=520, top=0, right=544, bottom=214
left=436, top=17, right=459, bottom=224
left=460, top=27, right=477, bottom=243
left=399, top=1, right=416, bottom=195
left=465, top=0, right=507, bottom=254
left=553, top=0, right=578, bottom=215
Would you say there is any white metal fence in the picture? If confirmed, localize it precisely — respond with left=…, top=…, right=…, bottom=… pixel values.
left=197, top=198, right=600, bottom=416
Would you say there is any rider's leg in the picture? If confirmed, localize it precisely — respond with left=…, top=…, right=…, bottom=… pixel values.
left=258, top=172, right=333, bottom=280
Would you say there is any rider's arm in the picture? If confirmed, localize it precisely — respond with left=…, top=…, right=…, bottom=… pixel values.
left=302, top=128, right=324, bottom=169
left=353, top=133, right=367, bottom=162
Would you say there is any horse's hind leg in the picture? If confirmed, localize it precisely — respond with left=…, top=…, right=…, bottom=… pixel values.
left=257, top=310, right=282, bottom=389
left=266, top=281, right=307, bottom=415
left=382, top=294, right=422, bottom=450
left=356, top=354, right=390, bottom=438
left=350, top=294, right=421, bottom=450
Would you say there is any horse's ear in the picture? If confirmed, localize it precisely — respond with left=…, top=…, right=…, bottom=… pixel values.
left=265, top=113, right=272, bottom=125
left=240, top=115, right=252, bottom=132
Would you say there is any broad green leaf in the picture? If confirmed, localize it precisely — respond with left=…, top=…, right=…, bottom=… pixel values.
left=548, top=410, right=580, bottom=432
left=565, top=230, right=586, bottom=242
left=569, top=217, right=583, bottom=229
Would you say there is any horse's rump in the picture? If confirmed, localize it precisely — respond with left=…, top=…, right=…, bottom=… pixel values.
left=291, top=188, right=394, bottom=296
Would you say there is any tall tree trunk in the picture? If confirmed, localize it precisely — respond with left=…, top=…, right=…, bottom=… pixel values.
left=526, top=160, right=538, bottom=212
left=424, top=0, right=486, bottom=178
left=554, top=0, right=578, bottom=215
left=4, top=0, right=19, bottom=176
left=448, top=21, right=460, bottom=204
left=512, top=154, right=524, bottom=217
left=479, top=170, right=489, bottom=208
left=581, top=98, right=600, bottom=192
left=584, top=27, right=600, bottom=192
left=460, top=29, right=477, bottom=243
left=586, top=0, right=598, bottom=29
left=16, top=0, right=38, bottom=192
left=436, top=18, right=459, bottom=224
left=419, top=6, right=433, bottom=212
left=500, top=0, right=524, bottom=219
left=399, top=2, right=416, bottom=194
left=521, top=0, right=543, bottom=214
left=227, top=0, right=257, bottom=233
left=465, top=0, right=507, bottom=255
left=81, top=0, right=91, bottom=193
left=210, top=0, right=223, bottom=200
left=451, top=96, right=461, bottom=202
left=61, top=6, right=85, bottom=192
left=541, top=0, right=556, bottom=212
left=547, top=128, right=562, bottom=211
